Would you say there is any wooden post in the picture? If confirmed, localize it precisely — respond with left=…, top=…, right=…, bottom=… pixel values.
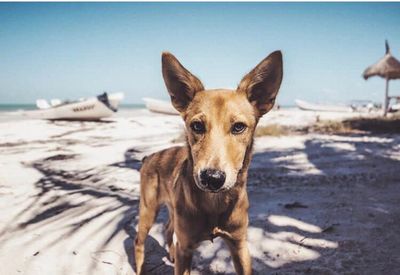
left=384, top=79, right=389, bottom=117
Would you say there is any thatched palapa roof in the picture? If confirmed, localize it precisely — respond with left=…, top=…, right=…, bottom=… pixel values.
left=363, top=40, right=400, bottom=80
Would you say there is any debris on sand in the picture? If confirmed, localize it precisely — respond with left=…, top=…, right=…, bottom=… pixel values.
left=284, top=202, right=308, bottom=209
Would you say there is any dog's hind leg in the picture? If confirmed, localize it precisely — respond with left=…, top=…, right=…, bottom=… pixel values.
left=134, top=173, right=160, bottom=275
left=165, top=204, right=175, bottom=262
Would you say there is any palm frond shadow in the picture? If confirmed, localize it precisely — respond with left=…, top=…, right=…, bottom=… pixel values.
left=3, top=133, right=397, bottom=274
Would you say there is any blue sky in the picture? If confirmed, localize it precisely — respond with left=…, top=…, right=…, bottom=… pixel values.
left=1, top=2, right=400, bottom=105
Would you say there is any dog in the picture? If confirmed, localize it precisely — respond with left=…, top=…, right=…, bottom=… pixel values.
left=134, top=51, right=283, bottom=275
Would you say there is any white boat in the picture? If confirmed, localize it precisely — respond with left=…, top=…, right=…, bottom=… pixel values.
left=295, top=99, right=353, bottom=113
left=389, top=97, right=400, bottom=112
left=23, top=92, right=124, bottom=120
left=142, top=97, right=179, bottom=115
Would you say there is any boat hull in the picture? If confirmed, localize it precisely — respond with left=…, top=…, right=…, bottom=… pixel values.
left=24, top=93, right=123, bottom=120
left=142, top=97, right=179, bottom=115
left=295, top=99, right=353, bottom=113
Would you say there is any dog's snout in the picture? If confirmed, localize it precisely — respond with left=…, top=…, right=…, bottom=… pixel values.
left=200, top=169, right=226, bottom=191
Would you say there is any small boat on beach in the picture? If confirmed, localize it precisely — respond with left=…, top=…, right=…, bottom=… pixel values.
left=142, top=97, right=179, bottom=115
left=23, top=92, right=124, bottom=120
left=295, top=99, right=382, bottom=113
left=295, top=99, right=354, bottom=113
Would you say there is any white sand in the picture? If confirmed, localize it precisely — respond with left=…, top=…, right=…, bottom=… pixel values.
left=0, top=109, right=399, bottom=274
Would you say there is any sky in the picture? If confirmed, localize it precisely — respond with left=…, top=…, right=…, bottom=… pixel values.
left=1, top=2, right=400, bottom=105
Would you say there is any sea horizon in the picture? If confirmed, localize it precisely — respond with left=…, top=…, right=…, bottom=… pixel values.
left=0, top=103, right=300, bottom=113
left=0, top=103, right=146, bottom=112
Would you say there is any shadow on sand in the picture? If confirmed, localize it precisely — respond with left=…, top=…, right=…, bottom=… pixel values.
left=1, top=133, right=398, bottom=274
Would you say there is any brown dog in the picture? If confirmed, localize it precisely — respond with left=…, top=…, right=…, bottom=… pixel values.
left=134, top=51, right=283, bottom=275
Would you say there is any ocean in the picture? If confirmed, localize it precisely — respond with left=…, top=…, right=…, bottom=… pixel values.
left=0, top=103, right=145, bottom=112
left=0, top=103, right=146, bottom=122
left=0, top=104, right=37, bottom=112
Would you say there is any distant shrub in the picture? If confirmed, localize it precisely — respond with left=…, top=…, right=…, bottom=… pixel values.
left=311, top=120, right=352, bottom=134
left=255, top=124, right=289, bottom=137
left=342, top=116, right=400, bottom=134
left=311, top=115, right=400, bottom=134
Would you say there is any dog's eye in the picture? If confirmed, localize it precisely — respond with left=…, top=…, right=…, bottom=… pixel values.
left=231, top=122, right=247, bottom=134
left=190, top=121, right=206, bottom=134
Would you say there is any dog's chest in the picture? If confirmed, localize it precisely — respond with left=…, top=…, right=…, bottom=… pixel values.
left=192, top=212, right=233, bottom=242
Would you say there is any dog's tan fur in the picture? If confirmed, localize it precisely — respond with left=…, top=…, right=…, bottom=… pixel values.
left=134, top=51, right=283, bottom=275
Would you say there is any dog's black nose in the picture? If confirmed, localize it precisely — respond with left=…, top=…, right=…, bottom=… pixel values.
left=200, top=169, right=226, bottom=191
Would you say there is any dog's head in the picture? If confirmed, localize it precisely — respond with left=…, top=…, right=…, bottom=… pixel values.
left=162, top=51, right=283, bottom=192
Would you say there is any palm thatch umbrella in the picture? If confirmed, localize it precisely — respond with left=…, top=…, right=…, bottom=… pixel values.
left=363, top=40, right=400, bottom=116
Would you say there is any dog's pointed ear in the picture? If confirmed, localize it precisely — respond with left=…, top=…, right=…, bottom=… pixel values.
left=162, top=52, right=204, bottom=113
left=237, top=51, right=283, bottom=117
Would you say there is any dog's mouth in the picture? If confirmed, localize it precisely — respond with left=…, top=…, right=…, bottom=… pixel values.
left=193, top=175, right=231, bottom=193
left=198, top=185, right=227, bottom=193
left=194, top=180, right=220, bottom=192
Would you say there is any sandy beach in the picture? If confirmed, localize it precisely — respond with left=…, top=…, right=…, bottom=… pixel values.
left=0, top=108, right=399, bottom=275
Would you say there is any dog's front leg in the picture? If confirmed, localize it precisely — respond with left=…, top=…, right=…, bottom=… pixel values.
left=224, top=237, right=252, bottom=275
left=174, top=242, right=194, bottom=275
